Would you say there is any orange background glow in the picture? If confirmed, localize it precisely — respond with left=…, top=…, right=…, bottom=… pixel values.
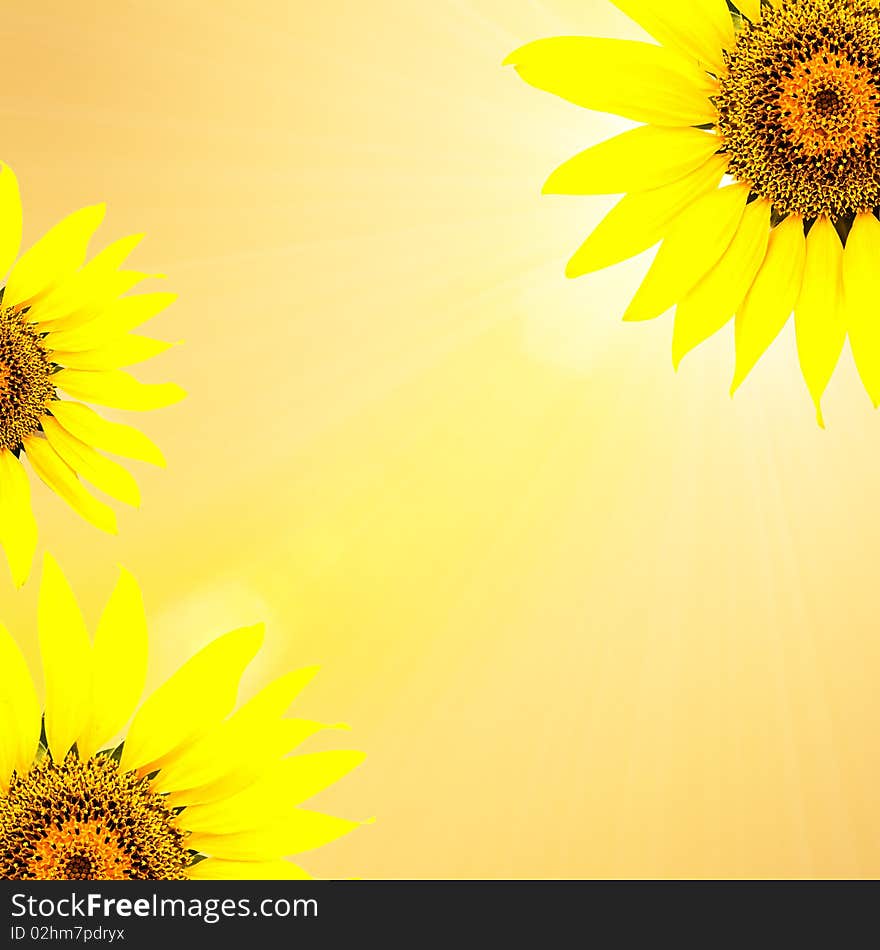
left=2, top=0, right=880, bottom=878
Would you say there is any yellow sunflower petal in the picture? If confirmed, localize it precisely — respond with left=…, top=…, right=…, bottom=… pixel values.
left=0, top=164, right=23, bottom=281
left=51, top=336, right=176, bottom=371
left=843, top=212, right=880, bottom=407
left=54, top=369, right=186, bottom=411
left=32, top=271, right=160, bottom=328
left=182, top=752, right=367, bottom=835
left=77, top=568, right=148, bottom=759
left=82, top=233, right=145, bottom=272
left=23, top=435, right=117, bottom=534
left=732, top=214, right=807, bottom=393
left=795, top=215, right=846, bottom=426
left=672, top=197, right=771, bottom=368
left=188, top=859, right=311, bottom=881
left=567, top=152, right=729, bottom=277
left=624, top=182, right=751, bottom=322
left=188, top=809, right=362, bottom=861
left=736, top=0, right=764, bottom=22
left=0, top=449, right=38, bottom=588
left=4, top=204, right=106, bottom=310
left=149, top=666, right=320, bottom=795
left=40, top=417, right=141, bottom=508
left=166, top=720, right=350, bottom=808
left=239, top=666, right=320, bottom=714
left=544, top=126, right=721, bottom=196
left=49, top=401, right=165, bottom=468
left=39, top=554, right=93, bottom=761
left=46, top=293, right=178, bottom=351
left=0, top=621, right=40, bottom=791
left=119, top=624, right=265, bottom=774
left=610, top=0, right=735, bottom=73
left=505, top=37, right=717, bottom=126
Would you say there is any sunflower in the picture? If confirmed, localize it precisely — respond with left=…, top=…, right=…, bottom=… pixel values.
left=506, top=0, right=880, bottom=423
left=0, top=556, right=365, bottom=880
left=0, top=164, right=184, bottom=586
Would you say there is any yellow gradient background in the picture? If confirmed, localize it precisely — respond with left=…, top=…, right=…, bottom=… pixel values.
left=2, top=0, right=880, bottom=878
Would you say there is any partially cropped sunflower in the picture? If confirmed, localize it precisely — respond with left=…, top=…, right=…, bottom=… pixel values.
left=0, top=556, right=365, bottom=881
left=0, top=164, right=184, bottom=585
left=507, top=0, right=880, bottom=423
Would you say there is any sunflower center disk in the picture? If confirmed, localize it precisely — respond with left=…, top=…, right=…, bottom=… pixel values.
left=717, top=0, right=880, bottom=218
left=0, top=306, right=55, bottom=452
left=0, top=756, right=190, bottom=880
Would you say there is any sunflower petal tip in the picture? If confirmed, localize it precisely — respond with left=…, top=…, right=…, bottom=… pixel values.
left=541, top=172, right=564, bottom=196
left=242, top=622, right=266, bottom=650
left=86, top=202, right=108, bottom=225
